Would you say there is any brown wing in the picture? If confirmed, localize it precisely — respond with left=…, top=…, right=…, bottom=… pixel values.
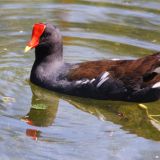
left=68, top=60, right=131, bottom=80
left=68, top=52, right=160, bottom=88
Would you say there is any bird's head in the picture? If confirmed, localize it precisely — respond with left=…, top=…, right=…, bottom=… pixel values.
left=24, top=23, right=62, bottom=53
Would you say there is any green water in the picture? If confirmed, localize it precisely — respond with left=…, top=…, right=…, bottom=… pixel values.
left=0, top=0, right=160, bottom=159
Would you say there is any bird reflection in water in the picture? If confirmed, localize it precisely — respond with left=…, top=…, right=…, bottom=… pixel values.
left=22, top=83, right=160, bottom=141
left=21, top=83, right=59, bottom=140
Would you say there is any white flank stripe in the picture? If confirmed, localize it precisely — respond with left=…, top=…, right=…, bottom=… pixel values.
left=97, top=77, right=109, bottom=88
left=152, top=82, right=160, bottom=88
left=82, top=80, right=89, bottom=84
left=90, top=78, right=95, bottom=83
left=154, top=67, right=160, bottom=74
left=75, top=80, right=82, bottom=84
left=100, top=72, right=109, bottom=80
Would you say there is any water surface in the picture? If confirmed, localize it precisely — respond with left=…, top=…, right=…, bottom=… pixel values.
left=0, top=0, right=160, bottom=160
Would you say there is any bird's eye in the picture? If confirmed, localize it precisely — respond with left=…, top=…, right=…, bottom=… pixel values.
left=43, top=32, right=51, bottom=38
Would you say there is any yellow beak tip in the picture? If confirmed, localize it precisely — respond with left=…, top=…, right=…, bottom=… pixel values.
left=24, top=46, right=32, bottom=53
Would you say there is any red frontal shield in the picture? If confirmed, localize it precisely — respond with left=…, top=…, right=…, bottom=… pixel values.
left=27, top=23, right=46, bottom=48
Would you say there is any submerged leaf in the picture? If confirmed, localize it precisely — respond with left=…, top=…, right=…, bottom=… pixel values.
left=31, top=103, right=47, bottom=110
left=2, top=97, right=16, bottom=103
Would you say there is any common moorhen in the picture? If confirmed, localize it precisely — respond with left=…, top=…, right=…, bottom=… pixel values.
left=24, top=23, right=160, bottom=102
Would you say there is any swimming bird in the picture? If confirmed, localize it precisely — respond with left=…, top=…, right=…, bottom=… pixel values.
left=24, top=23, right=160, bottom=102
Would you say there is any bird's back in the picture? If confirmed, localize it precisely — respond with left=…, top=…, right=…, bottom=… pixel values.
left=51, top=53, right=160, bottom=102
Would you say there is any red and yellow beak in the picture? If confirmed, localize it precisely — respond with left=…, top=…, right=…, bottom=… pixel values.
left=24, top=23, right=46, bottom=53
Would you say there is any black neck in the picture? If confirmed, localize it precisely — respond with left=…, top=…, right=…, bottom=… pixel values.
left=35, top=41, right=63, bottom=64
left=30, top=41, right=63, bottom=83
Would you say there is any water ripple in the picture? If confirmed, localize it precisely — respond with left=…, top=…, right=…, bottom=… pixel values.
left=0, top=1, right=160, bottom=159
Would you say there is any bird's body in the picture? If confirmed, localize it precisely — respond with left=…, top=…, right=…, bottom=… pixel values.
left=25, top=23, right=160, bottom=102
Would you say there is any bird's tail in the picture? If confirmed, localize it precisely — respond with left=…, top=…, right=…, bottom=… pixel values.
left=129, top=86, right=160, bottom=102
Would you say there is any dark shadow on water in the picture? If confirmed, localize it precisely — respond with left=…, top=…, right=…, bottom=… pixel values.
left=23, top=82, right=160, bottom=141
